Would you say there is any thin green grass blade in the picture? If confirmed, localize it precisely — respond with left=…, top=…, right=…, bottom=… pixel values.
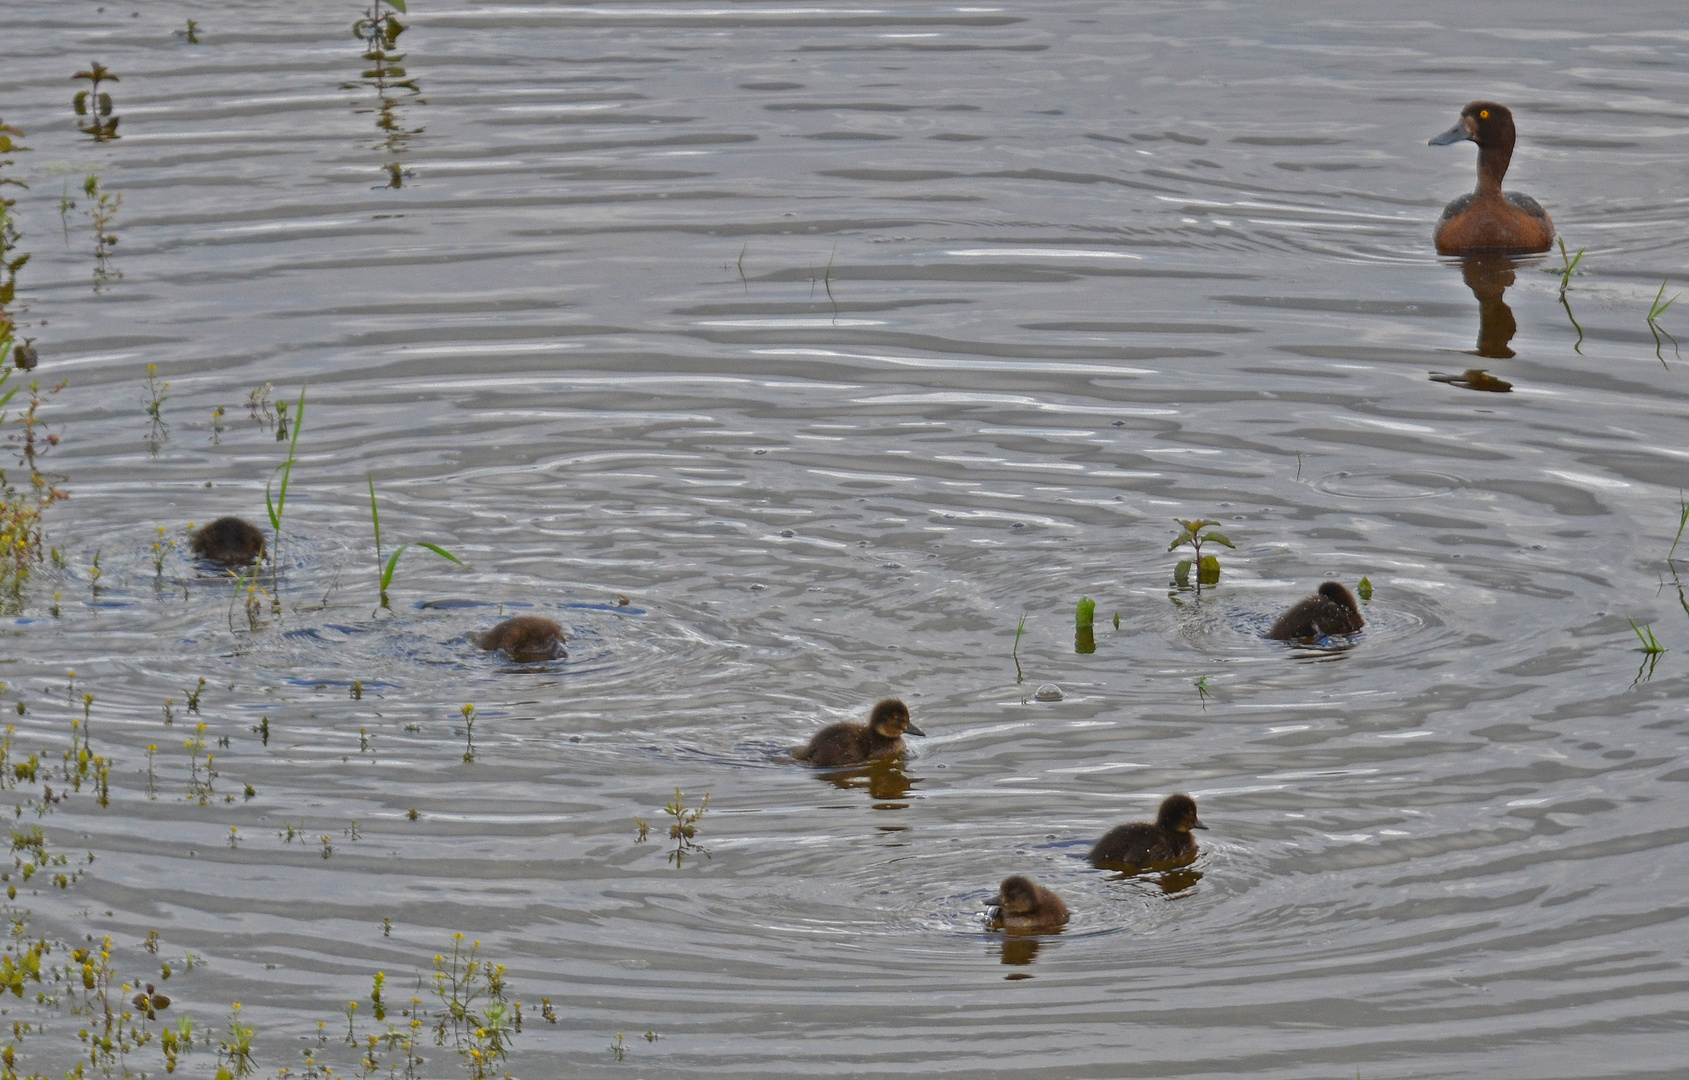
left=381, top=545, right=408, bottom=593
left=366, top=473, right=382, bottom=558
left=1670, top=491, right=1688, bottom=562
left=265, top=471, right=282, bottom=530
left=413, top=542, right=463, bottom=566
left=267, top=384, right=307, bottom=531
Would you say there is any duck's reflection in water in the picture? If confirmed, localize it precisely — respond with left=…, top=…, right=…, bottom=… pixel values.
left=1098, top=867, right=1205, bottom=896
left=1430, top=368, right=1513, bottom=392
left=996, top=934, right=1048, bottom=970
left=810, top=758, right=919, bottom=808
left=1466, top=254, right=1520, bottom=358
left=1430, top=253, right=1519, bottom=391
left=1154, top=868, right=1203, bottom=895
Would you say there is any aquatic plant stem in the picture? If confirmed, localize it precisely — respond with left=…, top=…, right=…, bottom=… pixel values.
left=265, top=383, right=306, bottom=597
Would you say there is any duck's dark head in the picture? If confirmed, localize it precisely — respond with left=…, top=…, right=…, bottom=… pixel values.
left=996, top=875, right=1040, bottom=918
left=1317, top=581, right=1360, bottom=611
left=1157, top=793, right=1206, bottom=833
left=1429, top=101, right=1515, bottom=150
left=869, top=698, right=924, bottom=740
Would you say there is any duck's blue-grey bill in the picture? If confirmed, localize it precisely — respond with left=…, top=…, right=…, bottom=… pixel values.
left=1428, top=122, right=1470, bottom=146
left=904, top=722, right=927, bottom=737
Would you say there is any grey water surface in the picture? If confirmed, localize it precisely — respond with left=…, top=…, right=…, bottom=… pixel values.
left=2, top=1, right=1687, bottom=1077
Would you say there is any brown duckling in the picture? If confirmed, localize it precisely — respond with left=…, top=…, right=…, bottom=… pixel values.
left=1089, top=793, right=1206, bottom=870
left=189, top=516, right=266, bottom=565
left=792, top=698, right=924, bottom=767
left=1266, top=581, right=1364, bottom=641
left=477, top=615, right=566, bottom=662
left=990, top=875, right=1069, bottom=932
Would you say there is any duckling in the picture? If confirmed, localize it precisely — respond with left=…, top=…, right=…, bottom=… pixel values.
left=990, top=875, right=1069, bottom=932
left=1266, top=581, right=1364, bottom=641
left=477, top=615, right=566, bottom=662
left=189, top=516, right=266, bottom=565
left=1429, top=101, right=1554, bottom=255
left=1089, top=793, right=1206, bottom=870
left=792, top=698, right=924, bottom=767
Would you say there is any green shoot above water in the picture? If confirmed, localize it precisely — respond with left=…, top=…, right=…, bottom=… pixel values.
left=1556, top=238, right=1584, bottom=295
left=265, top=383, right=305, bottom=540
left=1075, top=596, right=1096, bottom=654
left=1170, top=518, right=1234, bottom=589
left=1011, top=611, right=1027, bottom=683
left=1629, top=618, right=1664, bottom=655
left=1669, top=491, right=1688, bottom=563
left=1647, top=278, right=1678, bottom=366
left=1556, top=239, right=1585, bottom=354
left=367, top=473, right=464, bottom=608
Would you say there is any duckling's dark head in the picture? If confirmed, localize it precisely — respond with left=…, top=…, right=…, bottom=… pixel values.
left=1157, top=793, right=1206, bottom=833
left=1317, top=581, right=1360, bottom=611
left=189, top=516, right=267, bottom=565
left=996, top=875, right=1040, bottom=917
left=869, top=698, right=924, bottom=739
left=1429, top=101, right=1514, bottom=149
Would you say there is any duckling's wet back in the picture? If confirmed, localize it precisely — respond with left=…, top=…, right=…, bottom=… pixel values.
left=0, top=1, right=1683, bottom=1078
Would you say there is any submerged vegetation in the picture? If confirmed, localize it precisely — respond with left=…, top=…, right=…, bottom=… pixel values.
left=0, top=661, right=589, bottom=1077
left=0, top=917, right=542, bottom=1080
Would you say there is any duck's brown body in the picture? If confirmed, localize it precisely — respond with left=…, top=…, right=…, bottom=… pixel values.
left=477, top=615, right=566, bottom=661
left=1430, top=101, right=1553, bottom=255
left=992, top=875, right=1069, bottom=932
left=1089, top=794, right=1206, bottom=871
left=793, top=698, right=924, bottom=767
left=1267, top=581, right=1364, bottom=641
left=189, top=517, right=266, bottom=564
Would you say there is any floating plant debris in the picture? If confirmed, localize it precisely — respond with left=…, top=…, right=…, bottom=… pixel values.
left=1429, top=368, right=1512, bottom=392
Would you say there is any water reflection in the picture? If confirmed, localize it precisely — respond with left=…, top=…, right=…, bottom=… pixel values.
left=1459, top=254, right=1519, bottom=359
left=1430, top=369, right=1513, bottom=392
left=1152, top=868, right=1202, bottom=896
left=348, top=0, right=423, bottom=188
left=1095, top=866, right=1204, bottom=896
left=995, top=932, right=1052, bottom=970
left=809, top=758, right=919, bottom=808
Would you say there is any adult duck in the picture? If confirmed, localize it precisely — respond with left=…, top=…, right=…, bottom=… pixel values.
left=1429, top=101, right=1554, bottom=255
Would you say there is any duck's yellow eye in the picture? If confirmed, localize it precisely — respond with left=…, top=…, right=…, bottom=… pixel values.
left=1479, top=109, right=1489, bottom=119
